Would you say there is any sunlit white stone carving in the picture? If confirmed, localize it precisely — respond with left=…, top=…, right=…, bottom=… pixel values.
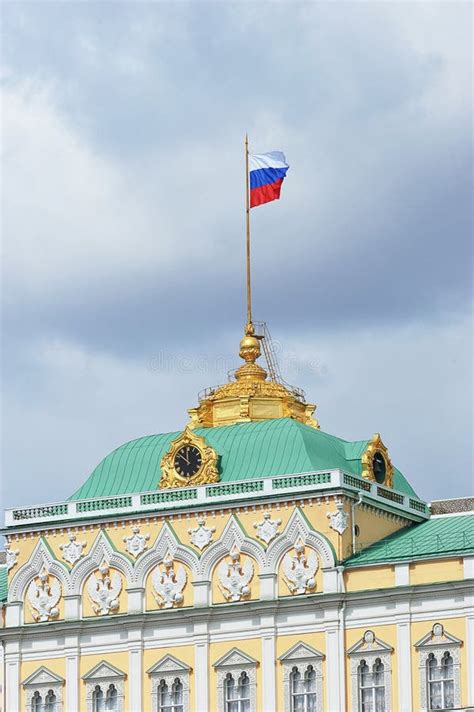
left=152, top=557, right=187, bottom=609
left=253, top=511, right=282, bottom=544
left=87, top=560, right=122, bottom=615
left=5, top=542, right=19, bottom=572
left=27, top=567, right=61, bottom=622
left=123, top=525, right=150, bottom=559
left=218, top=551, right=253, bottom=602
left=188, top=517, right=216, bottom=551
left=59, top=532, right=87, bottom=565
left=283, top=543, right=318, bottom=594
left=327, top=502, right=349, bottom=535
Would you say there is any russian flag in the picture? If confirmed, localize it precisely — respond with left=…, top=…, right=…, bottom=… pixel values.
left=249, top=151, right=289, bottom=208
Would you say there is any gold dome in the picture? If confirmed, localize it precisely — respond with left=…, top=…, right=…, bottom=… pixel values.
left=187, top=324, right=319, bottom=429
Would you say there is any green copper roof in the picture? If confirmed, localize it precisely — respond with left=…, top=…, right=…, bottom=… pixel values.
left=344, top=514, right=474, bottom=567
left=0, top=565, right=7, bottom=603
left=70, top=418, right=418, bottom=500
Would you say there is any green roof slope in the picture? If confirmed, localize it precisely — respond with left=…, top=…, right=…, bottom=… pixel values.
left=344, top=514, right=474, bottom=567
left=0, top=565, right=7, bottom=603
left=70, top=418, right=418, bottom=501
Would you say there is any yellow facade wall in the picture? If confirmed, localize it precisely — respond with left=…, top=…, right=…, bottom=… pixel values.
left=344, top=565, right=395, bottom=592
left=409, top=558, right=464, bottom=586
left=275, top=632, right=326, bottom=711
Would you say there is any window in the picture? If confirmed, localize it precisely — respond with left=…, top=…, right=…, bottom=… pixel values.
left=92, top=684, right=118, bottom=712
left=279, top=642, right=324, bottom=712
left=224, top=672, right=250, bottom=712
left=358, top=658, right=385, bottom=712
left=290, top=665, right=317, bottom=712
left=427, top=653, right=454, bottom=710
left=22, top=667, right=64, bottom=712
left=214, top=648, right=257, bottom=712
left=348, top=631, right=392, bottom=712
left=147, top=655, right=191, bottom=712
left=158, top=678, right=184, bottom=712
left=415, top=623, right=462, bottom=712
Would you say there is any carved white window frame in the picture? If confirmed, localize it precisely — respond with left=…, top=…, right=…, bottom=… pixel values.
left=22, top=667, right=64, bottom=712
left=347, top=631, right=393, bottom=712
left=415, top=623, right=462, bottom=712
left=214, top=648, right=258, bottom=712
left=279, top=642, right=324, bottom=712
left=82, top=661, right=126, bottom=712
left=147, top=654, right=191, bottom=712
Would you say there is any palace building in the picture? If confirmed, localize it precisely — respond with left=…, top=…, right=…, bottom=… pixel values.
left=1, top=324, right=473, bottom=712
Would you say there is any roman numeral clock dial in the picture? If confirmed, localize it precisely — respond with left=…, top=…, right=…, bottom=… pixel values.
left=173, top=445, right=202, bottom=478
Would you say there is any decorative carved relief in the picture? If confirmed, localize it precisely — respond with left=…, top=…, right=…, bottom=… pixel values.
left=87, top=561, right=122, bottom=615
left=188, top=518, right=216, bottom=551
left=218, top=551, right=254, bottom=602
left=123, top=526, right=150, bottom=559
left=151, top=557, right=187, bottom=608
left=27, top=567, right=61, bottom=622
left=160, top=427, right=219, bottom=489
left=59, top=533, right=87, bottom=566
left=361, top=433, right=393, bottom=487
left=282, top=543, right=318, bottom=594
left=327, top=502, right=349, bottom=535
left=253, top=512, right=281, bottom=544
left=5, top=541, right=19, bottom=572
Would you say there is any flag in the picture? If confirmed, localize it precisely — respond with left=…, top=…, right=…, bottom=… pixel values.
left=249, top=151, right=289, bottom=208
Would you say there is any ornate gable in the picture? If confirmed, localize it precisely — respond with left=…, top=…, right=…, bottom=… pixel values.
left=414, top=622, right=462, bottom=649
left=82, top=660, right=126, bottom=681
left=213, top=647, right=258, bottom=669
left=22, top=666, right=65, bottom=687
left=347, top=629, right=393, bottom=656
left=279, top=641, right=325, bottom=662
left=147, top=654, right=192, bottom=676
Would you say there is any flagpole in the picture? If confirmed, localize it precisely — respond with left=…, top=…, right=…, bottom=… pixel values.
left=245, top=134, right=252, bottom=331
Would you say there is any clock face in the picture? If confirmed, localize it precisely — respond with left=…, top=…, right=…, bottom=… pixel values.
left=373, top=451, right=386, bottom=484
left=174, top=445, right=202, bottom=478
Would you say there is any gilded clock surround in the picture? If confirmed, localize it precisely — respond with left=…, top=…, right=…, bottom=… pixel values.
left=361, top=433, right=393, bottom=488
left=159, top=428, right=219, bottom=489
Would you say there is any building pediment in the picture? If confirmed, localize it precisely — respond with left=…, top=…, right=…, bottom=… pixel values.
left=214, top=647, right=258, bottom=668
left=22, top=666, right=65, bottom=687
left=147, top=654, right=192, bottom=676
left=415, top=623, right=462, bottom=649
left=347, top=630, right=393, bottom=656
left=279, top=641, right=325, bottom=662
left=82, top=660, right=126, bottom=681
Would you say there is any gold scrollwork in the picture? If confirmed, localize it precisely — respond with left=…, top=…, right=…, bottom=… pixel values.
left=159, top=427, right=220, bottom=489
left=361, top=433, right=393, bottom=487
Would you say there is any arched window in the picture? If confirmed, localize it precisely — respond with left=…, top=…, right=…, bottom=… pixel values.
left=224, top=671, right=250, bottom=712
left=157, top=677, right=184, bottom=712
left=45, top=689, right=57, bottom=712
left=32, top=691, right=43, bottom=712
left=290, top=665, right=317, bottom=712
left=427, top=652, right=454, bottom=710
left=105, top=683, right=118, bottom=711
left=358, top=658, right=386, bottom=711
left=92, top=684, right=105, bottom=712
left=30, top=689, right=58, bottom=712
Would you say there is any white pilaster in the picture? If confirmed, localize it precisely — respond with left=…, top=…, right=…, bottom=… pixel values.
left=65, top=638, right=80, bottom=712
left=194, top=626, right=209, bottom=712
left=127, top=587, right=145, bottom=614
left=395, top=562, right=410, bottom=587
left=467, top=614, right=474, bottom=705
left=261, top=617, right=276, bottom=712
left=463, top=555, right=474, bottom=580
left=322, top=567, right=340, bottom=593
left=259, top=574, right=277, bottom=600
left=193, top=580, right=210, bottom=607
left=129, top=644, right=143, bottom=711
left=64, top=594, right=81, bottom=621
left=5, top=602, right=22, bottom=627
left=397, top=621, right=412, bottom=712
left=325, top=626, right=343, bottom=711
left=5, top=649, right=20, bottom=712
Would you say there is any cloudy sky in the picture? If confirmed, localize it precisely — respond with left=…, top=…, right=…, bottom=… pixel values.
left=1, top=1, right=472, bottom=517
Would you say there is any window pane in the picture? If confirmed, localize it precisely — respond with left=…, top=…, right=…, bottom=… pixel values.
left=361, top=687, right=374, bottom=712
left=444, top=679, right=454, bottom=709
left=307, top=693, right=317, bottom=712
left=292, top=694, right=305, bottom=712
left=429, top=680, right=443, bottom=710
left=375, top=685, right=385, bottom=712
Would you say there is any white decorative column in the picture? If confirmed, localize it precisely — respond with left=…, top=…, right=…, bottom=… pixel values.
left=467, top=613, right=474, bottom=705
left=127, top=587, right=145, bottom=614
left=325, top=626, right=343, bottom=711
left=194, top=625, right=209, bottom=712
left=397, top=621, right=412, bottom=712
left=261, top=616, right=276, bottom=712
left=5, top=645, right=20, bottom=712
left=65, top=636, right=80, bottom=712
left=129, top=642, right=143, bottom=711
left=394, top=563, right=410, bottom=587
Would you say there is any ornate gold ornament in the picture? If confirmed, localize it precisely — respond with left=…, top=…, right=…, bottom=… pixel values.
left=361, top=433, right=393, bottom=487
left=159, top=427, right=219, bottom=489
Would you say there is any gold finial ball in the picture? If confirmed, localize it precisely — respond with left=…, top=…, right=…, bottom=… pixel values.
left=239, top=332, right=261, bottom=363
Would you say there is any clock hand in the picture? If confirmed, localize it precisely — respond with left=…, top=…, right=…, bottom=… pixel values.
left=177, top=454, right=190, bottom=465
